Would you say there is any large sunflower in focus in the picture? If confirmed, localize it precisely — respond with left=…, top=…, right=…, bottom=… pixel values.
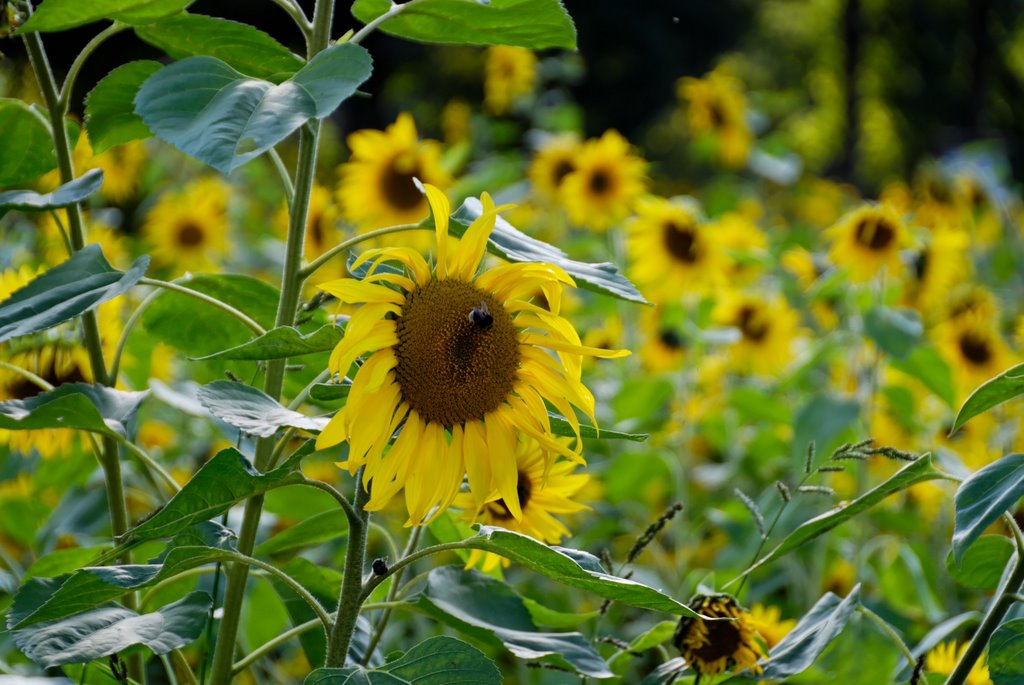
left=337, top=113, right=452, bottom=230
left=559, top=130, right=646, bottom=232
left=144, top=177, right=229, bottom=273
left=827, top=204, right=908, bottom=282
left=316, top=184, right=628, bottom=525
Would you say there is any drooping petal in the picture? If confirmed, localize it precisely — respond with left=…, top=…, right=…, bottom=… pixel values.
left=485, top=413, right=521, bottom=520
left=318, top=279, right=404, bottom=305
left=461, top=420, right=492, bottom=507
left=423, top=183, right=451, bottom=277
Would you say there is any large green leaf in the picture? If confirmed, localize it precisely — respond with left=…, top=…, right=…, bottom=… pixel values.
left=0, top=383, right=147, bottom=439
left=759, top=587, right=861, bottom=679
left=890, top=344, right=956, bottom=409
left=192, top=324, right=343, bottom=361
left=952, top=453, right=1024, bottom=565
left=864, top=306, right=922, bottom=360
left=738, top=455, right=942, bottom=579
left=18, top=0, right=191, bottom=32
left=196, top=380, right=328, bottom=437
left=135, top=44, right=372, bottom=173
left=451, top=197, right=645, bottom=303
left=951, top=362, right=1024, bottom=433
left=127, top=447, right=305, bottom=541
left=789, top=393, right=859, bottom=466
left=351, top=0, right=576, bottom=49
left=0, top=99, right=58, bottom=187
left=85, top=61, right=161, bottom=153
left=990, top=618, right=1024, bottom=685
left=12, top=591, right=211, bottom=668
left=411, top=566, right=611, bottom=677
left=306, top=636, right=500, bottom=685
left=135, top=13, right=304, bottom=82
left=0, top=169, right=103, bottom=217
left=464, top=526, right=699, bottom=617
left=946, top=534, right=1015, bottom=590
left=254, top=509, right=348, bottom=556
left=0, top=244, right=148, bottom=343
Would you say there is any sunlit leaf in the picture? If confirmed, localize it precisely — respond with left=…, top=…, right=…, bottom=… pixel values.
left=547, top=412, right=647, bottom=442
left=85, top=61, right=161, bottom=153
left=952, top=453, right=1024, bottom=565
left=196, top=380, right=328, bottom=438
left=18, top=0, right=193, bottom=32
left=951, top=362, right=1024, bottom=433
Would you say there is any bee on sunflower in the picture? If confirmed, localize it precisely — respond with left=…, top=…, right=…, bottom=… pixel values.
left=673, top=594, right=765, bottom=682
left=315, top=183, right=629, bottom=525
left=827, top=203, right=909, bottom=282
left=558, top=130, right=647, bottom=232
left=483, top=45, right=537, bottom=115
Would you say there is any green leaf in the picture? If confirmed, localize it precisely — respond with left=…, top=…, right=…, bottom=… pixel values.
left=309, top=382, right=351, bottom=403
left=0, top=244, right=148, bottom=343
left=946, top=534, right=1015, bottom=590
left=351, top=0, right=576, bottom=49
left=952, top=453, right=1024, bottom=565
left=12, top=591, right=211, bottom=668
left=24, top=546, right=109, bottom=579
left=141, top=274, right=278, bottom=358
left=85, top=61, right=161, bottom=153
left=891, top=345, right=956, bottom=409
left=759, top=587, right=861, bottom=679
left=0, top=383, right=147, bottom=439
left=464, top=526, right=700, bottom=617
left=306, top=635, right=500, bottom=685
left=790, top=393, right=860, bottom=465
left=135, top=13, right=304, bottom=82
left=128, top=447, right=306, bottom=541
left=451, top=197, right=646, bottom=303
left=411, top=566, right=611, bottom=677
left=255, top=509, right=348, bottom=557
left=135, top=44, right=372, bottom=173
left=0, top=169, right=103, bottom=217
left=951, top=362, right=1024, bottom=433
left=990, top=618, right=1024, bottom=685
left=196, top=380, right=328, bottom=438
left=739, top=455, right=942, bottom=578
left=547, top=412, right=647, bottom=442
left=521, top=598, right=598, bottom=629
left=18, top=0, right=191, bottom=32
left=191, top=324, right=343, bottom=361
left=864, top=306, right=922, bottom=360
left=0, top=99, right=59, bottom=187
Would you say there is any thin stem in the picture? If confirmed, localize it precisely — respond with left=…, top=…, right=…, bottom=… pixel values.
left=267, top=0, right=313, bottom=41
left=267, top=426, right=299, bottom=471
left=857, top=605, right=915, bottom=665
left=231, top=619, right=320, bottom=675
left=359, top=601, right=407, bottom=612
left=361, top=540, right=472, bottom=602
left=48, top=209, right=72, bottom=256
left=287, top=368, right=330, bottom=410
left=237, top=554, right=334, bottom=631
left=113, top=435, right=181, bottom=495
left=57, top=22, right=128, bottom=110
left=108, top=287, right=161, bottom=385
left=325, top=471, right=370, bottom=666
left=298, top=476, right=361, bottom=529
left=362, top=527, right=422, bottom=664
left=367, top=521, right=399, bottom=563
left=171, top=650, right=199, bottom=685
left=138, top=278, right=266, bottom=335
left=267, top=147, right=295, bottom=207
left=0, top=362, right=53, bottom=392
left=159, top=654, right=179, bottom=685
left=348, top=0, right=429, bottom=45
left=298, top=223, right=422, bottom=281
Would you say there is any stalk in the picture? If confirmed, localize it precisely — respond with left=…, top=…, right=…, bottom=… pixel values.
left=206, top=2, right=335, bottom=682
left=325, top=475, right=370, bottom=666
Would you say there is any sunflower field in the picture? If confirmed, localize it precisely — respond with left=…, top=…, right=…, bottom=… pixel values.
left=2, top=1, right=1024, bottom=683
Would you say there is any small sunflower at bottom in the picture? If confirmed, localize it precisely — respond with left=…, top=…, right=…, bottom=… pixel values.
left=673, top=594, right=765, bottom=683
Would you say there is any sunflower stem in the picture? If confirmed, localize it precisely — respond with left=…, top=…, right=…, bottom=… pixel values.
left=325, top=471, right=370, bottom=667
left=348, top=0, right=429, bottom=45
left=267, top=0, right=312, bottom=42
left=943, top=513, right=1024, bottom=685
left=361, top=526, right=422, bottom=664
left=57, top=22, right=128, bottom=111
left=856, top=604, right=915, bottom=665
left=298, top=223, right=423, bottom=282
left=207, top=2, right=335, bottom=682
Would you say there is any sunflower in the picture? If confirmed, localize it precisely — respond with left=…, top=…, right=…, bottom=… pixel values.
left=143, top=177, right=229, bottom=273
left=677, top=68, right=753, bottom=168
left=935, top=312, right=1012, bottom=401
left=827, top=204, right=908, bottom=282
left=944, top=283, right=999, bottom=324
left=903, top=227, right=970, bottom=319
left=483, top=45, right=537, bottom=115
left=558, top=130, right=647, bottom=232
left=925, top=641, right=992, bottom=685
left=528, top=134, right=582, bottom=205
left=92, top=140, right=147, bottom=204
left=441, top=98, right=473, bottom=145
left=747, top=604, right=796, bottom=650
left=627, top=196, right=722, bottom=302
left=315, top=184, right=629, bottom=525
left=639, top=307, right=686, bottom=374
left=457, top=435, right=589, bottom=572
left=673, top=594, right=764, bottom=681
left=336, top=113, right=452, bottom=230
left=710, top=211, right=767, bottom=284
left=713, top=292, right=800, bottom=376
left=39, top=211, right=129, bottom=269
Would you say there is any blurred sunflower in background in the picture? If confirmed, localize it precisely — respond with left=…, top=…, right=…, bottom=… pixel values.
left=903, top=227, right=970, bottom=319
left=827, top=203, right=908, bottom=282
left=483, top=45, right=537, bottom=115
left=748, top=604, right=796, bottom=650
left=91, top=141, right=147, bottom=204
left=336, top=113, right=452, bottom=230
left=925, top=641, right=991, bottom=685
left=38, top=212, right=128, bottom=269
left=316, top=184, right=628, bottom=525
left=144, top=177, right=229, bottom=273
left=935, top=312, right=1012, bottom=400
left=714, top=292, right=800, bottom=376
left=673, top=594, right=765, bottom=680
left=638, top=306, right=686, bottom=374
left=559, top=130, right=646, bottom=231
left=458, top=436, right=589, bottom=571
left=528, top=133, right=581, bottom=205
left=677, top=67, right=753, bottom=168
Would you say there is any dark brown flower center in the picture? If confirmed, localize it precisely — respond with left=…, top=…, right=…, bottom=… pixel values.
left=485, top=469, right=532, bottom=520
left=709, top=99, right=727, bottom=128
left=959, top=332, right=992, bottom=365
left=663, top=220, right=701, bottom=263
left=395, top=279, right=520, bottom=426
left=659, top=328, right=684, bottom=349
left=381, top=159, right=424, bottom=211
left=588, top=168, right=613, bottom=196
left=693, top=619, right=743, bottom=664
left=552, top=159, right=575, bottom=188
left=853, top=216, right=896, bottom=251
left=737, top=304, right=769, bottom=342
left=7, top=350, right=86, bottom=400
left=913, top=248, right=930, bottom=281
left=176, top=223, right=205, bottom=247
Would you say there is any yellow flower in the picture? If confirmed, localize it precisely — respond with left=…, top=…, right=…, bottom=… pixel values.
left=677, top=68, right=753, bottom=167
left=315, top=184, right=629, bottom=525
left=711, top=211, right=767, bottom=284
left=441, top=98, right=473, bottom=145
left=92, top=141, right=146, bottom=204
left=780, top=247, right=821, bottom=291
left=935, top=311, right=1013, bottom=402
left=457, top=436, right=589, bottom=571
left=673, top=594, right=764, bottom=681
left=336, top=113, right=452, bottom=230
left=143, top=177, right=229, bottom=273
left=38, top=211, right=129, bottom=269
left=903, top=227, right=970, bottom=320
left=638, top=307, right=686, bottom=374
left=528, top=133, right=582, bottom=205
left=627, top=196, right=723, bottom=302
left=713, top=292, right=800, bottom=376
left=748, top=604, right=796, bottom=650
left=945, top=284, right=999, bottom=324
left=558, top=130, right=647, bottom=231
left=484, top=46, right=537, bottom=115
left=827, top=204, right=908, bottom=282
left=925, top=641, right=992, bottom=685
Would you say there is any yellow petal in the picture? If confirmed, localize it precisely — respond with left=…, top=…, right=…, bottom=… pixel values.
left=485, top=414, right=521, bottom=520
left=423, top=183, right=451, bottom=277
left=318, top=279, right=404, bottom=305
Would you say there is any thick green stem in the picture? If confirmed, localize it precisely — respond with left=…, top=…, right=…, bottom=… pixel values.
left=325, top=473, right=370, bottom=667
left=207, top=3, right=335, bottom=683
